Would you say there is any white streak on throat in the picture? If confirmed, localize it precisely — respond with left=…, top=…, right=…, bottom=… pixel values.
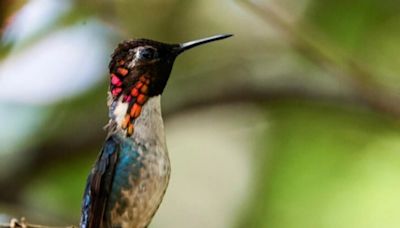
left=111, top=95, right=128, bottom=126
left=110, top=95, right=167, bottom=148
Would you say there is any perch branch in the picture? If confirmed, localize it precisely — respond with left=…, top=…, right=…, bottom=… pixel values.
left=0, top=218, right=75, bottom=228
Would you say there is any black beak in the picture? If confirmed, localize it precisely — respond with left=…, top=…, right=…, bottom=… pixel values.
left=176, top=34, right=233, bottom=55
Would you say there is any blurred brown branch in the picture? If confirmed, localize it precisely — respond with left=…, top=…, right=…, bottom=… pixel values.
left=0, top=0, right=26, bottom=37
left=0, top=0, right=11, bottom=34
left=0, top=82, right=358, bottom=204
left=238, top=0, right=400, bottom=118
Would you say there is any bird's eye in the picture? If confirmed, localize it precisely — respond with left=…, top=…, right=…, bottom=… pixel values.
left=139, top=48, right=157, bottom=60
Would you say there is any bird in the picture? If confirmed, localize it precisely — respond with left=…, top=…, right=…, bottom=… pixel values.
left=79, top=34, right=232, bottom=228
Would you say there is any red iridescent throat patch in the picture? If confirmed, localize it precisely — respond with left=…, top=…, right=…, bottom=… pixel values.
left=110, top=60, right=150, bottom=136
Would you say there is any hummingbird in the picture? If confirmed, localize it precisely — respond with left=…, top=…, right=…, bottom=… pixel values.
left=80, top=34, right=232, bottom=228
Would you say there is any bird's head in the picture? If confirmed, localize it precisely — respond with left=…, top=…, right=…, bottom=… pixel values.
left=108, top=34, right=232, bottom=136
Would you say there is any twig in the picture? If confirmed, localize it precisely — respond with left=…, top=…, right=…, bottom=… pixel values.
left=238, top=0, right=400, bottom=118
left=0, top=218, right=76, bottom=228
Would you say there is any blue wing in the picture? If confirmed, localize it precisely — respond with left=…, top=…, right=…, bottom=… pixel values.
left=80, top=136, right=119, bottom=228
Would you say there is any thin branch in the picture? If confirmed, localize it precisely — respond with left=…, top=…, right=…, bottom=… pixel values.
left=0, top=218, right=76, bottom=228
left=238, top=0, right=400, bottom=118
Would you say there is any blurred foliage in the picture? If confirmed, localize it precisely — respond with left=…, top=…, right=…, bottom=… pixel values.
left=239, top=100, right=400, bottom=228
left=1, top=0, right=400, bottom=227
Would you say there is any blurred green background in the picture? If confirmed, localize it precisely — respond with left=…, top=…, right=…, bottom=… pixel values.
left=1, top=0, right=400, bottom=227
